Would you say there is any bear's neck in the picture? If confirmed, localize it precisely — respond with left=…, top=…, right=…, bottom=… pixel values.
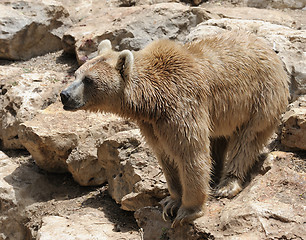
left=120, top=69, right=167, bottom=122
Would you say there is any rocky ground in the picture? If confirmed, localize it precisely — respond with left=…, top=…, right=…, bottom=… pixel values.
left=0, top=0, right=305, bottom=239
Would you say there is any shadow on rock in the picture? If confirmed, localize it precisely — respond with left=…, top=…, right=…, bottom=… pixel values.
left=81, top=186, right=139, bottom=233
left=55, top=51, right=79, bottom=76
left=4, top=156, right=92, bottom=206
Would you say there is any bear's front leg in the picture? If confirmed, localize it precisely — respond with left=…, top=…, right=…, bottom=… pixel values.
left=138, top=121, right=183, bottom=220
left=157, top=152, right=182, bottom=221
left=153, top=120, right=211, bottom=227
left=171, top=150, right=211, bottom=228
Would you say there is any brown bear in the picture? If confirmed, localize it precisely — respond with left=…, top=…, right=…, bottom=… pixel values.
left=60, top=31, right=289, bottom=227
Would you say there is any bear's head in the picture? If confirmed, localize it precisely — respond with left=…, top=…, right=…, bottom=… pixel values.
left=60, top=40, right=133, bottom=112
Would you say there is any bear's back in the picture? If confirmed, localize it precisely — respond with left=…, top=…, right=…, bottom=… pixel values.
left=128, top=32, right=288, bottom=134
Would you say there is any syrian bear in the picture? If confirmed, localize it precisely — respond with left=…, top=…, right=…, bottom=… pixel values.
left=60, top=31, right=289, bottom=227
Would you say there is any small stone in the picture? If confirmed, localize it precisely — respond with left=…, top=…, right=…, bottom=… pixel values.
left=281, top=97, right=306, bottom=150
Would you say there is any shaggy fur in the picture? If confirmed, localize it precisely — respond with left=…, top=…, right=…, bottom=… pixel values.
left=60, top=31, right=289, bottom=227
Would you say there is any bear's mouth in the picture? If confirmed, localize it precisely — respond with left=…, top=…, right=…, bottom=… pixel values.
left=62, top=102, right=85, bottom=111
left=63, top=105, right=79, bottom=111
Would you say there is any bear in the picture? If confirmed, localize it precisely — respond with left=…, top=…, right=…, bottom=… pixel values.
left=60, top=31, right=289, bottom=227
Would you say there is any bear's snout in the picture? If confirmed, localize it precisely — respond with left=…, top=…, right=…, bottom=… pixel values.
left=60, top=89, right=82, bottom=111
left=60, top=80, right=85, bottom=111
left=60, top=90, right=70, bottom=105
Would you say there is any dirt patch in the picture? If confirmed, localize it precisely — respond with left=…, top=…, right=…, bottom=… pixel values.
left=0, top=51, right=78, bottom=76
left=26, top=180, right=139, bottom=238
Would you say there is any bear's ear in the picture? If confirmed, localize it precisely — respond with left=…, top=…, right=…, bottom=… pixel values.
left=116, top=50, right=134, bottom=81
left=98, top=40, right=112, bottom=55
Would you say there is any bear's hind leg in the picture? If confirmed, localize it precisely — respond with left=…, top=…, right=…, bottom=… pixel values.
left=216, top=124, right=275, bottom=198
left=211, top=137, right=228, bottom=186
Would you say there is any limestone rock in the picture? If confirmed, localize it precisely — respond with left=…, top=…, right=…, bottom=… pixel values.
left=135, top=152, right=306, bottom=240
left=19, top=100, right=166, bottom=205
left=52, top=0, right=203, bottom=26
left=0, top=151, right=28, bottom=240
left=203, top=6, right=295, bottom=27
left=53, top=0, right=186, bottom=24
left=18, top=104, right=79, bottom=173
left=186, top=25, right=226, bottom=42
left=66, top=142, right=107, bottom=186
left=281, top=96, right=306, bottom=150
left=97, top=129, right=168, bottom=211
left=135, top=207, right=172, bottom=240
left=19, top=101, right=136, bottom=185
left=0, top=66, right=65, bottom=149
left=0, top=1, right=72, bottom=60
left=246, top=0, right=306, bottom=9
left=187, top=19, right=306, bottom=100
left=62, top=3, right=216, bottom=64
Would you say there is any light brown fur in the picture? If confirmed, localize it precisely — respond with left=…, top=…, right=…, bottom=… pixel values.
left=60, top=31, right=289, bottom=227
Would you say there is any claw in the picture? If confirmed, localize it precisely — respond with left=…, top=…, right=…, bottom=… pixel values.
left=171, top=218, right=179, bottom=228
left=170, top=205, right=175, bottom=216
left=162, top=211, right=169, bottom=221
left=160, top=196, right=181, bottom=222
left=171, top=216, right=185, bottom=228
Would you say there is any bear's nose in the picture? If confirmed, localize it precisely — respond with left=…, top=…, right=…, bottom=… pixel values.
left=60, top=90, right=70, bottom=105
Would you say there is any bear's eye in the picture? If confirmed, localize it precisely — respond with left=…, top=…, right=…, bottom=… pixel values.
left=83, top=77, right=93, bottom=84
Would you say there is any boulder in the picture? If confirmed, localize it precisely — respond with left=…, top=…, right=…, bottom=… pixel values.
left=246, top=0, right=306, bottom=9
left=18, top=103, right=79, bottom=173
left=66, top=142, right=106, bottom=186
left=19, top=101, right=136, bottom=186
left=203, top=6, right=295, bottom=27
left=0, top=66, right=65, bottom=149
left=97, top=129, right=168, bottom=211
left=53, top=1, right=188, bottom=24
left=135, top=151, right=306, bottom=240
left=61, top=3, right=217, bottom=64
left=187, top=19, right=306, bottom=100
left=0, top=0, right=72, bottom=60
left=281, top=96, right=306, bottom=150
